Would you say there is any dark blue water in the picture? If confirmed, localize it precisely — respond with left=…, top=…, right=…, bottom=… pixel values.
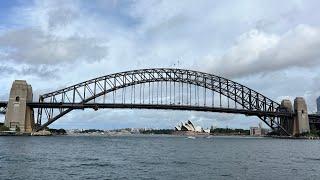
left=0, top=135, right=319, bottom=180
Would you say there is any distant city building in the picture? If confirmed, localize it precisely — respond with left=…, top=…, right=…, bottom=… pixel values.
left=175, top=120, right=205, bottom=133
left=250, top=122, right=269, bottom=136
left=317, top=96, right=320, bottom=114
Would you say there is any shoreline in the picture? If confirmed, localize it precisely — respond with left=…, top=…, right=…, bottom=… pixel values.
left=1, top=131, right=319, bottom=140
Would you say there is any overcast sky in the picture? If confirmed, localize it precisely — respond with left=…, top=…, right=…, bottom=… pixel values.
left=1, top=0, right=320, bottom=130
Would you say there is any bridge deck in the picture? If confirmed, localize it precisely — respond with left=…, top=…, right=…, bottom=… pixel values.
left=0, top=101, right=7, bottom=107
left=1, top=100, right=320, bottom=124
left=308, top=114, right=320, bottom=124
left=27, top=102, right=292, bottom=117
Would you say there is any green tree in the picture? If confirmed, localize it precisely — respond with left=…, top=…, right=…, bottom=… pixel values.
left=0, top=125, right=10, bottom=131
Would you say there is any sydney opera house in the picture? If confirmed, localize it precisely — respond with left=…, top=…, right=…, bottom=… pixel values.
left=175, top=120, right=204, bottom=132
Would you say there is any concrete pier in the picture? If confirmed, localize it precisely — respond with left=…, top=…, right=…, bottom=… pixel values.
left=280, top=97, right=310, bottom=136
left=293, top=97, right=310, bottom=135
left=4, top=80, right=34, bottom=132
left=280, top=99, right=293, bottom=135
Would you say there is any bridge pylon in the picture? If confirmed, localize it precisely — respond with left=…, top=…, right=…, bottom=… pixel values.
left=4, top=80, right=35, bottom=132
left=293, top=97, right=310, bottom=135
left=280, top=97, right=310, bottom=136
left=280, top=99, right=293, bottom=135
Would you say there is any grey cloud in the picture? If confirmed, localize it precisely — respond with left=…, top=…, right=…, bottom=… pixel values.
left=0, top=64, right=59, bottom=79
left=47, top=5, right=79, bottom=29
left=26, top=0, right=81, bottom=31
left=0, top=28, right=108, bottom=65
left=202, top=24, right=320, bottom=78
left=0, top=65, right=18, bottom=75
left=21, top=65, right=60, bottom=78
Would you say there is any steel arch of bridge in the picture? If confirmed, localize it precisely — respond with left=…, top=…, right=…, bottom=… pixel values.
left=0, top=101, right=6, bottom=114
left=0, top=107, right=6, bottom=115
left=36, top=68, right=290, bottom=134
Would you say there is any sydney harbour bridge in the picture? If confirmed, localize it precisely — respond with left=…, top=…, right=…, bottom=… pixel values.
left=1, top=68, right=320, bottom=136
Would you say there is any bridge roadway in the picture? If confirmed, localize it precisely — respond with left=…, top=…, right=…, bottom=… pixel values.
left=0, top=101, right=7, bottom=108
left=1, top=100, right=320, bottom=123
left=27, top=102, right=293, bottom=117
left=0, top=101, right=293, bottom=117
left=308, top=114, right=320, bottom=124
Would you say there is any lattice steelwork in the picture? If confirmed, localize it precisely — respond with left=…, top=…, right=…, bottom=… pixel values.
left=0, top=101, right=7, bottom=115
left=0, top=107, right=6, bottom=114
left=36, top=68, right=290, bottom=134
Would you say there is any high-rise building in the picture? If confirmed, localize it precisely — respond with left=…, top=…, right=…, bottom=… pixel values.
left=317, top=96, right=320, bottom=114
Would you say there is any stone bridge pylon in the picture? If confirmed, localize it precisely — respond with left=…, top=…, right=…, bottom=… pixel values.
left=280, top=98, right=310, bottom=136
left=4, top=80, right=35, bottom=132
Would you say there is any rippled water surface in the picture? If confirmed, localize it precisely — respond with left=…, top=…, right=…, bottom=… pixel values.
left=0, top=135, right=320, bottom=180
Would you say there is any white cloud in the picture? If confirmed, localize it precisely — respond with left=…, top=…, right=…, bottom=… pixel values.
left=0, top=28, right=108, bottom=64
left=202, top=24, right=320, bottom=78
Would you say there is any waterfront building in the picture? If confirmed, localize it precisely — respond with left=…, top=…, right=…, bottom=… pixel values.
left=175, top=120, right=205, bottom=133
left=250, top=122, right=269, bottom=136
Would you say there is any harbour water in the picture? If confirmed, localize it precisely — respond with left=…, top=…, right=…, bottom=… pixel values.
left=0, top=135, right=319, bottom=180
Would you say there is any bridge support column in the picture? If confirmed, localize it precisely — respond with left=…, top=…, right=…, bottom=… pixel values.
left=293, top=97, right=310, bottom=135
left=4, top=80, right=35, bottom=132
left=280, top=99, right=293, bottom=135
left=280, top=97, right=310, bottom=136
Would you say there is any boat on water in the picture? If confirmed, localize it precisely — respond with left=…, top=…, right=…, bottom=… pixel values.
left=187, top=136, right=196, bottom=139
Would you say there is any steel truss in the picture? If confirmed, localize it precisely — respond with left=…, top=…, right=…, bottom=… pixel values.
left=36, top=68, right=291, bottom=135
left=0, top=108, right=6, bottom=115
left=0, top=101, right=7, bottom=114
